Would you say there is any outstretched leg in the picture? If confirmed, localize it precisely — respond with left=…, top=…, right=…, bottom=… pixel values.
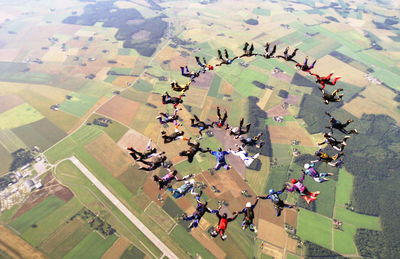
left=309, top=60, right=317, bottom=69
left=271, top=45, right=276, bottom=56
left=290, top=48, right=298, bottom=59
left=218, top=50, right=223, bottom=60
left=217, top=107, right=222, bottom=119
left=265, top=42, right=269, bottom=53
left=239, top=118, right=244, bottom=128
left=244, top=124, right=251, bottom=134
left=331, top=77, right=341, bottom=85
left=224, top=49, right=229, bottom=59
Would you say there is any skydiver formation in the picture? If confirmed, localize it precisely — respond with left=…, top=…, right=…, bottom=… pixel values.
left=126, top=41, right=359, bottom=241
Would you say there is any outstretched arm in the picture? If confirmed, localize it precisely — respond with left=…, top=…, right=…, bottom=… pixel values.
left=253, top=198, right=259, bottom=208
left=228, top=213, right=238, bottom=222
left=299, top=172, right=306, bottom=183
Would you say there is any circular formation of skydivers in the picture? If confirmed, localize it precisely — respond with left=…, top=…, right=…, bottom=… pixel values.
left=126, top=41, right=359, bottom=241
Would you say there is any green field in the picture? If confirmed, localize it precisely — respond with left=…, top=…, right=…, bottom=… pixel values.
left=39, top=217, right=92, bottom=259
left=170, top=225, right=215, bottom=259
left=333, top=223, right=358, bottom=255
left=44, top=125, right=103, bottom=163
left=10, top=196, right=66, bottom=234
left=63, top=231, right=118, bottom=259
left=60, top=92, right=99, bottom=117
left=208, top=74, right=221, bottom=97
left=334, top=207, right=381, bottom=230
left=89, top=113, right=129, bottom=141
left=335, top=168, right=353, bottom=206
left=121, top=245, right=146, bottom=259
left=133, top=79, right=153, bottom=93
left=0, top=143, right=12, bottom=174
left=252, top=7, right=270, bottom=16
left=21, top=198, right=82, bottom=247
left=297, top=209, right=332, bottom=249
left=0, top=129, right=27, bottom=152
left=12, top=118, right=67, bottom=150
left=145, top=202, right=175, bottom=232
left=79, top=80, right=117, bottom=98
left=306, top=175, right=336, bottom=217
left=0, top=103, right=44, bottom=129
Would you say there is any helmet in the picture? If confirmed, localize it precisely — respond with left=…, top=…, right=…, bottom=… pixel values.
left=246, top=202, right=252, bottom=208
left=189, top=179, right=195, bottom=184
left=304, top=163, right=310, bottom=169
left=291, top=178, right=297, bottom=184
left=269, top=189, right=275, bottom=194
left=232, top=127, right=239, bottom=133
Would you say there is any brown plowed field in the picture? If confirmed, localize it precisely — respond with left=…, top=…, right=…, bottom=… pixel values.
left=0, top=225, right=46, bottom=259
left=97, top=96, right=140, bottom=126
left=0, top=94, right=24, bottom=113
left=268, top=122, right=315, bottom=146
left=102, top=237, right=131, bottom=259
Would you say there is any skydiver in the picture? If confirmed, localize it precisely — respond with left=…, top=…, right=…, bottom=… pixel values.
left=161, top=126, right=189, bottom=144
left=239, top=132, right=264, bottom=148
left=228, top=118, right=251, bottom=138
left=170, top=80, right=191, bottom=94
left=179, top=137, right=210, bottom=163
left=166, top=179, right=198, bottom=199
left=238, top=198, right=259, bottom=232
left=319, top=87, right=344, bottom=105
left=325, top=112, right=358, bottom=135
left=161, top=91, right=184, bottom=108
left=311, top=72, right=341, bottom=89
left=259, top=42, right=276, bottom=59
left=212, top=106, right=228, bottom=128
left=153, top=168, right=193, bottom=190
left=277, top=46, right=298, bottom=63
left=156, top=108, right=181, bottom=125
left=210, top=210, right=238, bottom=240
left=240, top=42, right=255, bottom=57
left=258, top=187, right=295, bottom=217
left=209, top=148, right=231, bottom=171
left=190, top=114, right=214, bottom=138
left=216, top=49, right=238, bottom=66
left=285, top=172, right=320, bottom=204
left=180, top=66, right=200, bottom=81
left=195, top=56, right=214, bottom=73
left=303, top=163, right=334, bottom=183
left=317, top=133, right=350, bottom=151
left=312, top=149, right=344, bottom=167
left=229, top=145, right=260, bottom=167
left=126, top=138, right=157, bottom=162
left=180, top=195, right=218, bottom=229
left=295, top=56, right=317, bottom=73
left=138, top=152, right=167, bottom=171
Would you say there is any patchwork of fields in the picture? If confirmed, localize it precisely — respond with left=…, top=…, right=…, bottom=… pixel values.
left=0, top=0, right=398, bottom=258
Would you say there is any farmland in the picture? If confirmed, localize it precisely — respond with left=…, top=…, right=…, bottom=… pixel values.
left=0, top=0, right=399, bottom=258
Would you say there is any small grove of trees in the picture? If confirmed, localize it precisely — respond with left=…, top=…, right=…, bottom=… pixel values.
left=69, top=208, right=116, bottom=237
left=9, top=148, right=35, bottom=172
left=304, top=241, right=346, bottom=259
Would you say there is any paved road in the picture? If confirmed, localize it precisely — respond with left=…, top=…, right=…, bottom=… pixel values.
left=69, top=156, right=178, bottom=259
